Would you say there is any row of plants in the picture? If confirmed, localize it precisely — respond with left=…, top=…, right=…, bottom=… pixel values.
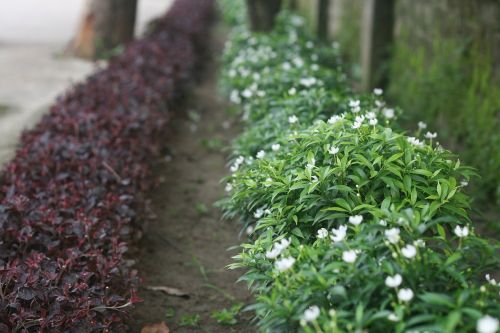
left=0, top=0, right=214, bottom=331
left=218, top=2, right=499, bottom=333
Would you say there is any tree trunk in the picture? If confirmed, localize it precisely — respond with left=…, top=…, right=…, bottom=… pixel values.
left=317, top=0, right=330, bottom=40
left=246, top=0, right=282, bottom=32
left=71, top=0, right=137, bottom=59
left=361, top=0, right=395, bottom=91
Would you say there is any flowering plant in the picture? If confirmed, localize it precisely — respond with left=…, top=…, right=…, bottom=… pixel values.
left=219, top=2, right=500, bottom=332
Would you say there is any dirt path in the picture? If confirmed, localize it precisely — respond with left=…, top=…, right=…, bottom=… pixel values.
left=128, top=28, right=255, bottom=333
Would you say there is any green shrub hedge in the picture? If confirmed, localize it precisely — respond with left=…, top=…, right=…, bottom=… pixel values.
left=218, top=2, right=500, bottom=333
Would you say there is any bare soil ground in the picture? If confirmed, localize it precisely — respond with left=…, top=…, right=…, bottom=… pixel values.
left=127, top=27, right=256, bottom=333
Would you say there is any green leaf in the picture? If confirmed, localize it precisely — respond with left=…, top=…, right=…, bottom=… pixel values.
left=334, top=198, right=352, bottom=212
left=444, top=311, right=461, bottom=333
left=437, top=224, right=446, bottom=239
left=445, top=253, right=462, bottom=266
left=419, top=293, right=455, bottom=308
left=291, top=227, right=304, bottom=238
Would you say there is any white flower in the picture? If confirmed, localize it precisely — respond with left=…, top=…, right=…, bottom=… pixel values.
left=351, top=105, right=361, bottom=113
left=330, top=225, right=347, bottom=242
left=230, top=90, right=241, bottom=104
left=379, top=219, right=387, bottom=226
left=424, top=131, right=438, bottom=139
left=373, top=88, right=383, bottom=95
left=328, top=115, right=342, bottom=124
left=387, top=313, right=399, bottom=322
left=349, top=99, right=360, bottom=108
left=418, top=121, right=427, bottom=130
left=254, top=208, right=264, bottom=219
left=397, top=288, right=414, bottom=302
left=407, top=136, right=424, bottom=147
left=385, top=274, right=402, bottom=288
left=383, top=108, right=395, bottom=119
left=342, top=250, right=358, bottom=263
left=275, top=257, right=295, bottom=272
left=265, top=247, right=281, bottom=259
left=275, top=238, right=291, bottom=252
left=454, top=225, right=469, bottom=238
left=288, top=87, right=297, bottom=95
left=235, top=156, right=245, bottom=165
left=256, top=150, right=266, bottom=159
left=225, top=183, right=233, bottom=192
left=288, top=115, right=298, bottom=124
left=306, top=157, right=316, bottom=170
left=230, top=164, right=239, bottom=173
left=264, top=177, right=273, bottom=188
left=266, top=238, right=291, bottom=259
left=311, top=64, right=319, bottom=71
left=385, top=228, right=400, bottom=244
left=311, top=175, right=319, bottom=183
left=257, top=90, right=266, bottom=97
left=303, top=305, right=320, bottom=322
left=272, top=143, right=281, bottom=151
left=413, top=239, right=426, bottom=248
left=293, top=57, right=304, bottom=67
left=369, top=118, right=378, bottom=126
left=246, top=225, right=254, bottom=235
left=401, top=244, right=417, bottom=259
left=317, top=228, right=328, bottom=239
left=300, top=77, right=317, bottom=87
left=349, top=215, right=363, bottom=226
left=485, top=274, right=498, bottom=286
left=282, top=62, right=292, bottom=70
left=328, top=146, right=339, bottom=155
left=375, top=100, right=385, bottom=108
left=306, top=41, right=314, bottom=49
left=477, top=315, right=499, bottom=333
left=242, top=89, right=253, bottom=98
left=366, top=111, right=376, bottom=119
left=352, top=121, right=362, bottom=129
left=461, top=180, right=469, bottom=187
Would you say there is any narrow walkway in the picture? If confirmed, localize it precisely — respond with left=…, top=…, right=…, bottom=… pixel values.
left=128, top=29, right=255, bottom=333
left=0, top=0, right=173, bottom=165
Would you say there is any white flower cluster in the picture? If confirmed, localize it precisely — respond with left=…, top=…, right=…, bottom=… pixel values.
left=300, top=77, right=317, bottom=87
left=352, top=115, right=365, bottom=129
left=477, top=315, right=499, bottom=333
left=349, top=99, right=361, bottom=113
left=302, top=305, right=320, bottom=322
left=265, top=238, right=297, bottom=273
left=288, top=115, right=298, bottom=124
left=407, top=136, right=424, bottom=147
left=328, top=114, right=343, bottom=125
left=230, top=155, right=245, bottom=173
left=253, top=207, right=271, bottom=219
left=485, top=274, right=500, bottom=287
left=266, top=238, right=291, bottom=259
left=454, top=225, right=469, bottom=238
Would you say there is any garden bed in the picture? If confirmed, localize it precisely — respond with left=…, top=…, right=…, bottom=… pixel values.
left=0, top=0, right=214, bottom=331
left=218, top=2, right=500, bottom=332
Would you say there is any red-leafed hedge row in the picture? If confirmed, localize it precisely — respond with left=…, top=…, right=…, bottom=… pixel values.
left=0, top=0, right=214, bottom=331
